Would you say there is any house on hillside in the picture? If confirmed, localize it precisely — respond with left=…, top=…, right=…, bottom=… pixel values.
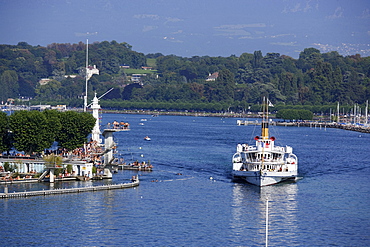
left=39, top=78, right=51, bottom=85
left=87, top=65, right=99, bottom=80
left=205, top=72, right=219, bottom=81
left=131, top=74, right=146, bottom=82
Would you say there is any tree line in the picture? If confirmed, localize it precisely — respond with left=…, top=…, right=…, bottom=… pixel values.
left=0, top=41, right=369, bottom=113
left=275, top=109, right=314, bottom=121
left=0, top=110, right=95, bottom=155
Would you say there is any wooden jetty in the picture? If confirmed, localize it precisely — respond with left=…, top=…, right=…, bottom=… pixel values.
left=0, top=178, right=139, bottom=199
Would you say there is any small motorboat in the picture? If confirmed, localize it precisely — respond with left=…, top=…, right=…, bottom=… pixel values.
left=144, top=136, right=151, bottom=141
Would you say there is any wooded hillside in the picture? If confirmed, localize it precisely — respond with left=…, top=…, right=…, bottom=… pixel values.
left=1, top=41, right=369, bottom=112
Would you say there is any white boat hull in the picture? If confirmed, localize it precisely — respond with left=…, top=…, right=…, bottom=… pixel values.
left=232, top=97, right=298, bottom=187
left=232, top=170, right=297, bottom=187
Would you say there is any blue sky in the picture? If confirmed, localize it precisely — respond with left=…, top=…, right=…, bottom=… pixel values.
left=1, top=0, right=369, bottom=58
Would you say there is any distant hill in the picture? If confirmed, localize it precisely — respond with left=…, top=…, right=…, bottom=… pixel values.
left=0, top=41, right=369, bottom=113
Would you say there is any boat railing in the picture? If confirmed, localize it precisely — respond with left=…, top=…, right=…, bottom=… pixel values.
left=247, top=163, right=289, bottom=172
left=232, top=153, right=243, bottom=163
left=246, top=158, right=284, bottom=164
left=272, top=146, right=286, bottom=152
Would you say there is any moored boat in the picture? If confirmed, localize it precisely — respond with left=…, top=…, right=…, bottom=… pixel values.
left=119, top=161, right=153, bottom=171
left=232, top=98, right=298, bottom=186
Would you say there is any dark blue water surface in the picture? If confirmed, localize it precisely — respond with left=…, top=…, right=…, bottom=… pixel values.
left=1, top=114, right=369, bottom=246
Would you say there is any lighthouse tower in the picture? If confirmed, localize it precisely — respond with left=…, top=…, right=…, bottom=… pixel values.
left=91, top=93, right=101, bottom=144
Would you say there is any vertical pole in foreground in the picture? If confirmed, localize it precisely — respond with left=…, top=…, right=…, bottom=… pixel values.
left=265, top=199, right=269, bottom=247
left=366, top=100, right=368, bottom=126
left=84, top=39, right=89, bottom=112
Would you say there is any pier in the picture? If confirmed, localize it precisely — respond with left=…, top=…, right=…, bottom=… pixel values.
left=275, top=122, right=370, bottom=134
left=0, top=178, right=139, bottom=199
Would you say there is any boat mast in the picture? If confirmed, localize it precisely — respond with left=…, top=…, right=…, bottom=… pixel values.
left=337, top=102, right=340, bottom=123
left=261, top=97, right=269, bottom=140
left=84, top=39, right=89, bottom=112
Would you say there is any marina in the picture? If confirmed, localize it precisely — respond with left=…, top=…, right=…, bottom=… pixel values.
left=274, top=121, right=370, bottom=133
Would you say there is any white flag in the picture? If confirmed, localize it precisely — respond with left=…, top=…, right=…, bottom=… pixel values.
left=268, top=99, right=274, bottom=107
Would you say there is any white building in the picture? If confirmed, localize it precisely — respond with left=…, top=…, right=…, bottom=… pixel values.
left=87, top=65, right=99, bottom=80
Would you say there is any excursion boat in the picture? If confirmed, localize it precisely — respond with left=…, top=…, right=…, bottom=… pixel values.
left=232, top=98, right=298, bottom=186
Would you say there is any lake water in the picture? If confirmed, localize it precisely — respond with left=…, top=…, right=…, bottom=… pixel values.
left=1, top=114, right=369, bottom=246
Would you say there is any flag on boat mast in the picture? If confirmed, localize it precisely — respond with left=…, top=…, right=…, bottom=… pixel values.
left=268, top=99, right=274, bottom=107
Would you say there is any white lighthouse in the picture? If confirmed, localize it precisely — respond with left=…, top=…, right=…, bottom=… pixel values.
left=91, top=92, right=101, bottom=144
left=89, top=90, right=130, bottom=165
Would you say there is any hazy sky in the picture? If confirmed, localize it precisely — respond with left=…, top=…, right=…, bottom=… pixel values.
left=1, top=0, right=369, bottom=58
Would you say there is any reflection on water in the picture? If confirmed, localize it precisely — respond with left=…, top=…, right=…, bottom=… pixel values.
left=231, top=182, right=298, bottom=246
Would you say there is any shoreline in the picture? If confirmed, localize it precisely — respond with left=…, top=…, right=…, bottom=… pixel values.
left=100, top=109, right=256, bottom=118
left=102, top=110, right=370, bottom=133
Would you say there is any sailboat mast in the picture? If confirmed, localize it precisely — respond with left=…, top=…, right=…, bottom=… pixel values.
left=84, top=39, right=89, bottom=112
left=337, top=102, right=340, bottom=123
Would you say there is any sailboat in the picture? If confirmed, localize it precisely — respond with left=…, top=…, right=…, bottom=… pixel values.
left=232, top=97, right=298, bottom=186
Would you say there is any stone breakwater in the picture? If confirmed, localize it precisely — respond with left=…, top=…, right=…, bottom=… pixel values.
left=275, top=122, right=370, bottom=134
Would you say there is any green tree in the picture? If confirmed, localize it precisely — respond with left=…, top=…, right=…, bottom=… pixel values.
left=35, top=79, right=62, bottom=99
left=204, top=69, right=235, bottom=102
left=0, top=70, right=19, bottom=101
left=43, top=110, right=62, bottom=139
left=252, top=50, right=264, bottom=69
left=298, top=109, right=314, bottom=120
left=9, top=110, right=55, bottom=154
left=56, top=111, right=95, bottom=151
left=276, top=109, right=313, bottom=120
left=43, top=154, right=63, bottom=167
left=297, top=48, right=322, bottom=72
left=0, top=111, right=11, bottom=152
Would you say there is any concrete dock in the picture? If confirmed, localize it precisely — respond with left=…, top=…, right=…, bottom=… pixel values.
left=0, top=179, right=139, bottom=199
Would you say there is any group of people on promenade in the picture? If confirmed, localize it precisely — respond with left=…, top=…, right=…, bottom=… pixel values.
left=108, top=121, right=130, bottom=129
left=0, top=168, right=37, bottom=180
left=129, top=161, right=153, bottom=169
